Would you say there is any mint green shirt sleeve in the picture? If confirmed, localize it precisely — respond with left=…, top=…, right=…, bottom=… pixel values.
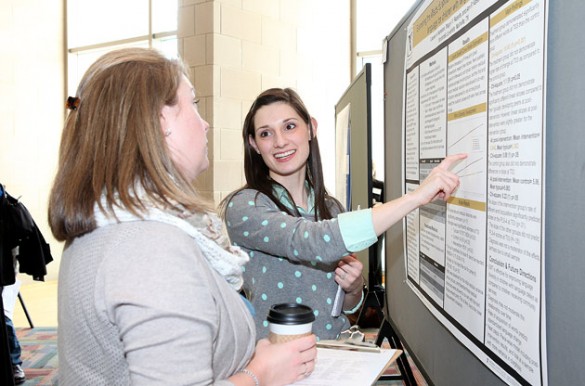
left=337, top=208, right=377, bottom=252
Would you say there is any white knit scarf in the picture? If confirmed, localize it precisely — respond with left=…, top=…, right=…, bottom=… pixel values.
left=93, top=195, right=248, bottom=291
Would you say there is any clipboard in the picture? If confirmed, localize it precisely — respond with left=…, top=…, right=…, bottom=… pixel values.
left=289, top=347, right=402, bottom=386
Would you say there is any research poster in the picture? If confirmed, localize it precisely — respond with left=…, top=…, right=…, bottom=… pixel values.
left=402, top=0, right=547, bottom=385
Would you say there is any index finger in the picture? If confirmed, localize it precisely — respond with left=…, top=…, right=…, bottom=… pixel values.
left=438, top=153, right=467, bottom=170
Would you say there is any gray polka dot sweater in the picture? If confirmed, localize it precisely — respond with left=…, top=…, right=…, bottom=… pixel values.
left=225, top=188, right=354, bottom=340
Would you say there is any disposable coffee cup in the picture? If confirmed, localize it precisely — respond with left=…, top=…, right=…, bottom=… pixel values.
left=267, top=303, right=315, bottom=344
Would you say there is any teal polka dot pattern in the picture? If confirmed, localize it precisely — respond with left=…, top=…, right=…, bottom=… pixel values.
left=225, top=189, right=354, bottom=340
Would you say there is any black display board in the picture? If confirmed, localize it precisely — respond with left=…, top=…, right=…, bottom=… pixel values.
left=335, top=63, right=383, bottom=287
left=382, top=1, right=585, bottom=385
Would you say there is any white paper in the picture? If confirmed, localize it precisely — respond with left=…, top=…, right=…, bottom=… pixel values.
left=289, top=347, right=399, bottom=386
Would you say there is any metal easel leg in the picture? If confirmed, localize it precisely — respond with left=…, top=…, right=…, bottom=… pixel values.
left=17, top=293, right=33, bottom=329
left=376, top=318, right=418, bottom=385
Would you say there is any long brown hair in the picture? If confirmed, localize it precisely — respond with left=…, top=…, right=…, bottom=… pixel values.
left=221, top=87, right=342, bottom=220
left=49, top=47, right=213, bottom=242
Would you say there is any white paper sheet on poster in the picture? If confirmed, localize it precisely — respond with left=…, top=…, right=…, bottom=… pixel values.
left=401, top=0, right=548, bottom=385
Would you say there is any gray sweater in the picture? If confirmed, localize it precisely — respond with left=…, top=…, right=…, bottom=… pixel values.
left=58, top=220, right=255, bottom=385
left=225, top=189, right=353, bottom=340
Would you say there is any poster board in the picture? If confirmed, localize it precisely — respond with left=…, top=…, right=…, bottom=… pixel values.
left=335, top=64, right=381, bottom=286
left=382, top=0, right=585, bottom=385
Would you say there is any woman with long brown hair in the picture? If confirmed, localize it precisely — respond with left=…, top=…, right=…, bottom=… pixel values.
left=222, top=87, right=466, bottom=340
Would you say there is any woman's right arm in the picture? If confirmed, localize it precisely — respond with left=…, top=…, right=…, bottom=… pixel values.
left=224, top=154, right=465, bottom=267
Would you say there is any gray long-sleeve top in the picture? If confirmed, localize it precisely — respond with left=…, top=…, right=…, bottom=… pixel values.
left=58, top=220, right=255, bottom=385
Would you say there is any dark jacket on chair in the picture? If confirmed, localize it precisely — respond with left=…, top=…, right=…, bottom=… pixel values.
left=0, top=184, right=53, bottom=286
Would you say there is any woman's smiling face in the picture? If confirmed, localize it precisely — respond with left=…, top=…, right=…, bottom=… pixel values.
left=249, top=102, right=314, bottom=184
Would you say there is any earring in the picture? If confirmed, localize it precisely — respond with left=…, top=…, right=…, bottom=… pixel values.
left=164, top=128, right=172, bottom=137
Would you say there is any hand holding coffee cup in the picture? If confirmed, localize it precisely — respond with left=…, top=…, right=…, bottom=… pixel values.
left=267, top=303, right=315, bottom=344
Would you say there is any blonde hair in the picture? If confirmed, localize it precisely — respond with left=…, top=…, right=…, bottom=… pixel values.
left=49, top=47, right=213, bottom=242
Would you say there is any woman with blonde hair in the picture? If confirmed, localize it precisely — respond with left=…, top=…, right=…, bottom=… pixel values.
left=49, top=48, right=316, bottom=386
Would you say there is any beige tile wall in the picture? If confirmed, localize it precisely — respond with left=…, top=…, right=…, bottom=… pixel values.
left=179, top=0, right=351, bottom=205
left=1, top=0, right=351, bottom=283
left=0, top=0, right=65, bottom=284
